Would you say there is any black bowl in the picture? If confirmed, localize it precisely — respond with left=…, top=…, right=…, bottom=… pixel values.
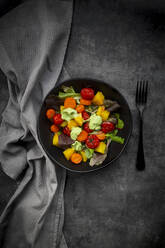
left=37, top=78, right=132, bottom=172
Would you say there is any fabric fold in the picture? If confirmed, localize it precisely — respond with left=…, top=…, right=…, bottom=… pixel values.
left=0, top=0, right=73, bottom=247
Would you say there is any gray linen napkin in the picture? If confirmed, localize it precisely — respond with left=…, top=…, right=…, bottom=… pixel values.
left=0, top=0, right=73, bottom=247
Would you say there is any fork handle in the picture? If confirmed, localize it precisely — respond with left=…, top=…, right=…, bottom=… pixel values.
left=136, top=116, right=145, bottom=170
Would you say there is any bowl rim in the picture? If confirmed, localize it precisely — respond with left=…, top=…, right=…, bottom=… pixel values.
left=37, top=77, right=133, bottom=173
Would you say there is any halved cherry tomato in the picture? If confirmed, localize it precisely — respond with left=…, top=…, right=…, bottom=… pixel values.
left=63, top=126, right=70, bottom=136
left=53, top=114, right=63, bottom=125
left=101, top=122, right=115, bottom=133
left=82, top=111, right=90, bottom=120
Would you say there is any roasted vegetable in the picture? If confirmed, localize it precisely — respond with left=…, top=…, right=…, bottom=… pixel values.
left=76, top=104, right=85, bottom=113
left=71, top=153, right=82, bottom=164
left=63, top=148, right=75, bottom=160
left=80, top=98, right=92, bottom=106
left=64, top=97, right=77, bottom=109
left=95, top=142, right=106, bottom=154
left=46, top=109, right=56, bottom=120
left=77, top=130, right=88, bottom=142
left=60, top=105, right=65, bottom=112
left=74, top=113, right=83, bottom=126
left=92, top=91, right=104, bottom=105
left=67, top=120, right=78, bottom=130
left=50, top=124, right=59, bottom=133
left=97, top=106, right=105, bottom=116
left=53, top=133, right=59, bottom=146
left=80, top=150, right=88, bottom=162
left=60, top=121, right=68, bottom=127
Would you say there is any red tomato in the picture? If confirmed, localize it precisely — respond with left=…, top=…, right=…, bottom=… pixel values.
left=82, top=111, right=90, bottom=120
left=83, top=122, right=92, bottom=133
left=53, top=114, right=63, bottom=125
left=80, top=88, right=94, bottom=100
left=63, top=126, right=70, bottom=136
left=85, top=135, right=100, bottom=149
left=101, top=122, right=115, bottom=133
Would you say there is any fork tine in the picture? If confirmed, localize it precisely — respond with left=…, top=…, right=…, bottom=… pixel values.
left=136, top=81, right=139, bottom=103
left=139, top=80, right=142, bottom=104
left=144, top=81, right=148, bottom=103
left=142, top=80, right=145, bottom=104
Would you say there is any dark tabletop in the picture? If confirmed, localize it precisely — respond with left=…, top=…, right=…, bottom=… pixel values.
left=0, top=0, right=165, bottom=248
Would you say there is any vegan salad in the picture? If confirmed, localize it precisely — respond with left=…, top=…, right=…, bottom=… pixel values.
left=45, top=85, right=125, bottom=166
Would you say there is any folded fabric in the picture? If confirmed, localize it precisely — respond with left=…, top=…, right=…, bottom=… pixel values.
left=0, top=0, right=73, bottom=247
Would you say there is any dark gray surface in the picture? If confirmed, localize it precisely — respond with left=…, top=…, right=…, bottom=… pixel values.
left=0, top=0, right=165, bottom=247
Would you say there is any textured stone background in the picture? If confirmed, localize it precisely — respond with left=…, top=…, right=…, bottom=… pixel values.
left=0, top=0, right=165, bottom=247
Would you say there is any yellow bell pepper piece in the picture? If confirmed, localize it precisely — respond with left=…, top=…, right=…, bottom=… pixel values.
left=53, top=133, right=59, bottom=146
left=92, top=91, right=105, bottom=105
left=101, top=110, right=110, bottom=121
left=74, top=113, right=83, bottom=126
left=63, top=148, right=75, bottom=160
left=60, top=121, right=68, bottom=127
left=60, top=105, right=65, bottom=112
left=97, top=106, right=105, bottom=116
left=95, top=142, right=106, bottom=154
left=80, top=150, right=88, bottom=162
left=67, top=120, right=78, bottom=130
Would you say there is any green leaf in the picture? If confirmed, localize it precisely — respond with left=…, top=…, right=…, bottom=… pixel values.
left=85, top=148, right=94, bottom=159
left=105, top=129, right=124, bottom=144
left=110, top=136, right=124, bottom=144
left=62, top=85, right=75, bottom=93
left=117, top=119, right=124, bottom=129
left=58, top=92, right=80, bottom=99
left=114, top=113, right=124, bottom=129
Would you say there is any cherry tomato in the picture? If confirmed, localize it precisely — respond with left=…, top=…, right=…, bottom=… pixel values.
left=63, top=126, right=70, bottom=136
left=85, top=134, right=100, bottom=149
left=46, top=109, right=56, bottom=120
left=50, top=124, right=59, bottom=133
left=83, top=122, right=92, bottom=133
left=101, top=122, right=115, bottom=133
left=53, top=113, right=63, bottom=125
left=81, top=88, right=94, bottom=100
left=82, top=111, right=90, bottom=120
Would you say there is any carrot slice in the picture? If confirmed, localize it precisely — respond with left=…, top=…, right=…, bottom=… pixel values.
left=46, top=109, right=56, bottom=119
left=96, top=132, right=106, bottom=140
left=50, top=124, right=59, bottom=133
left=64, top=97, right=76, bottom=109
left=80, top=98, right=91, bottom=106
left=76, top=104, right=85, bottom=113
left=71, top=153, right=82, bottom=164
left=77, top=130, right=88, bottom=142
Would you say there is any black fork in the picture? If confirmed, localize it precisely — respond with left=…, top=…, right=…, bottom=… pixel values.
left=135, top=80, right=148, bottom=170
